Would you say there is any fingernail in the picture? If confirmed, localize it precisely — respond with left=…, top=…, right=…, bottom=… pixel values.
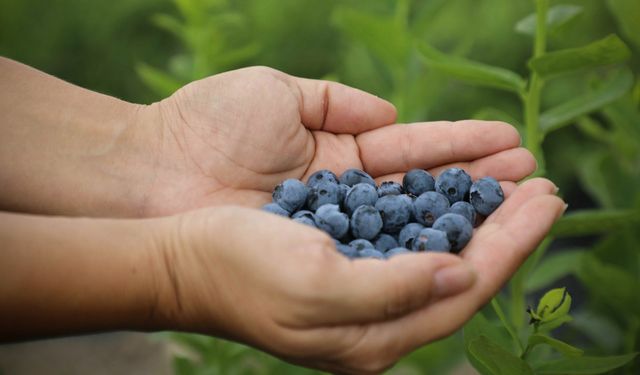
left=433, top=263, right=476, bottom=299
left=553, top=185, right=560, bottom=194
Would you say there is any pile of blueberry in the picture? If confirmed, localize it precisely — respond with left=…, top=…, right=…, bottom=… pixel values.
left=262, top=167, right=504, bottom=259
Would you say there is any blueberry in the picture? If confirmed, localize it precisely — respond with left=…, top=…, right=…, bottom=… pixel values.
left=449, top=201, right=477, bottom=226
left=403, top=169, right=435, bottom=196
left=375, top=195, right=413, bottom=234
left=377, top=181, right=403, bottom=197
left=339, top=168, right=376, bottom=187
left=350, top=205, right=383, bottom=240
left=262, top=202, right=290, bottom=217
left=435, top=168, right=472, bottom=204
left=306, top=181, right=340, bottom=211
left=432, top=213, right=473, bottom=253
left=349, top=238, right=375, bottom=251
left=272, top=178, right=307, bottom=213
left=412, top=228, right=451, bottom=252
left=385, top=247, right=412, bottom=258
left=292, top=210, right=315, bottom=220
left=373, top=234, right=399, bottom=252
left=398, top=223, right=425, bottom=249
left=344, top=183, right=378, bottom=215
left=470, top=177, right=504, bottom=216
left=337, top=183, right=350, bottom=207
left=413, top=191, right=450, bottom=226
left=293, top=216, right=317, bottom=228
left=357, top=248, right=386, bottom=259
left=307, top=169, right=339, bottom=188
left=315, top=204, right=349, bottom=238
left=336, top=244, right=358, bottom=258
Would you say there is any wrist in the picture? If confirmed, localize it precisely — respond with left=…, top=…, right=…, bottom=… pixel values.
left=0, top=212, right=165, bottom=340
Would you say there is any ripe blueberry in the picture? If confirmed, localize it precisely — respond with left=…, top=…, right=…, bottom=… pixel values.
left=435, top=168, right=472, bottom=204
left=432, top=213, right=473, bottom=253
left=470, top=177, right=504, bottom=216
left=412, top=228, right=451, bottom=252
left=413, top=191, right=450, bottom=226
left=350, top=205, right=383, bottom=240
left=339, top=168, right=376, bottom=187
left=403, top=169, right=435, bottom=196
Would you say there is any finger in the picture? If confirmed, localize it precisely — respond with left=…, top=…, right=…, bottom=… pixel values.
left=306, top=252, right=475, bottom=325
left=356, top=121, right=521, bottom=177
left=486, top=177, right=557, bottom=224
left=313, top=192, right=565, bottom=362
left=288, top=76, right=397, bottom=134
left=373, top=147, right=535, bottom=184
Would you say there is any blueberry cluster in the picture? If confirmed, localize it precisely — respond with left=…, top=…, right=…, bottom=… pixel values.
left=263, top=167, right=504, bottom=259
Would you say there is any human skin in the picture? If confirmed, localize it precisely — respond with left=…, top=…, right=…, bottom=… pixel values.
left=0, top=57, right=565, bottom=374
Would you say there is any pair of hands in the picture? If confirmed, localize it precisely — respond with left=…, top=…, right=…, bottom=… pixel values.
left=135, top=67, right=564, bottom=374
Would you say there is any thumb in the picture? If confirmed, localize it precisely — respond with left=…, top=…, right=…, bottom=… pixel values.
left=309, top=253, right=477, bottom=325
left=286, top=75, right=397, bottom=134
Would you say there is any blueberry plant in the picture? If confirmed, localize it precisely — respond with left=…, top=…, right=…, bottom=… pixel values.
left=139, top=0, right=640, bottom=374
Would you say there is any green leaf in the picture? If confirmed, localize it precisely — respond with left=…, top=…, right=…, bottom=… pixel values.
left=606, top=0, right=640, bottom=49
left=533, top=353, right=638, bottom=374
left=416, top=41, right=526, bottom=94
left=550, top=208, right=640, bottom=237
left=464, top=312, right=514, bottom=375
left=173, top=357, right=199, bottom=375
left=540, top=68, right=633, bottom=134
left=136, top=62, right=184, bottom=98
left=576, top=255, right=640, bottom=315
left=525, top=249, right=584, bottom=292
left=332, top=7, right=409, bottom=70
left=468, top=336, right=534, bottom=375
left=529, top=34, right=631, bottom=79
left=515, top=5, right=583, bottom=37
left=527, top=334, right=584, bottom=357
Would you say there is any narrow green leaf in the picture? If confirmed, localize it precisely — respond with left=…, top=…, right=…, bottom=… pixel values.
left=416, top=41, right=526, bottom=94
left=515, top=5, right=583, bottom=37
left=464, top=312, right=514, bottom=375
left=529, top=34, right=631, bottom=79
left=136, top=63, right=184, bottom=97
left=606, top=0, right=640, bottom=49
left=577, top=255, right=640, bottom=315
left=173, top=357, right=199, bottom=375
left=533, top=353, right=638, bottom=374
left=540, top=68, right=633, bottom=133
left=550, top=208, right=640, bottom=237
left=332, top=7, right=409, bottom=69
left=527, top=334, right=584, bottom=357
left=525, top=249, right=584, bottom=292
left=490, top=299, right=523, bottom=354
left=468, top=336, right=534, bottom=375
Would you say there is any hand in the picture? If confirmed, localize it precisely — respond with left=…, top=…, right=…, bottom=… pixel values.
left=152, top=182, right=564, bottom=374
left=138, top=66, right=534, bottom=216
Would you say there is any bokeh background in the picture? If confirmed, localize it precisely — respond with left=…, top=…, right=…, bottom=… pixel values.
left=1, top=0, right=638, bottom=374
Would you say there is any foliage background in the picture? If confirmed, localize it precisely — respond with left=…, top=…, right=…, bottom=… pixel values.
left=1, top=0, right=638, bottom=373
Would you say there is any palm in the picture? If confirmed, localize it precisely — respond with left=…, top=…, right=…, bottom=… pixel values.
left=143, top=67, right=532, bottom=216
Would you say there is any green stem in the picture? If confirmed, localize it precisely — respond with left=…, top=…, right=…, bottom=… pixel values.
left=492, top=298, right=525, bottom=354
left=523, top=0, right=549, bottom=175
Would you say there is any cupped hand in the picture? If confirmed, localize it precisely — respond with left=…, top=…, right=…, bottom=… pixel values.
left=152, top=179, right=564, bottom=374
left=139, top=66, right=533, bottom=216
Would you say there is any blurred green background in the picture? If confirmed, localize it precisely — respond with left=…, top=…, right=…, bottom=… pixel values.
left=1, top=0, right=638, bottom=374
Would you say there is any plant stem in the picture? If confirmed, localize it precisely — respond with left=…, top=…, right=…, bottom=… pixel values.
left=492, top=298, right=525, bottom=354
left=524, top=0, right=549, bottom=175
